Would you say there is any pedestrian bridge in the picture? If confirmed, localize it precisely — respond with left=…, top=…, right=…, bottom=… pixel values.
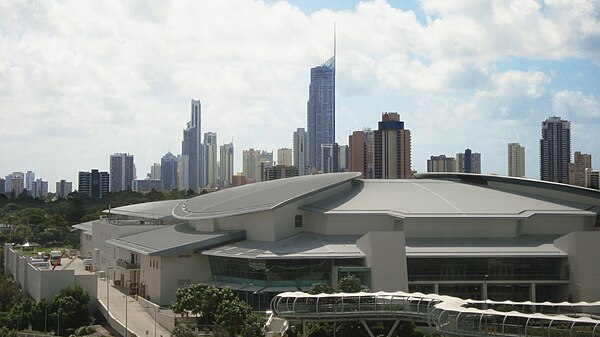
left=271, top=291, right=600, bottom=337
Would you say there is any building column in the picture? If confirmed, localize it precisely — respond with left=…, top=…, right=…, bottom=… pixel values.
left=530, top=282, right=536, bottom=302
left=434, top=283, right=439, bottom=294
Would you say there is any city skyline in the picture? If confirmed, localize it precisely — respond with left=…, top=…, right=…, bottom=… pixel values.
left=1, top=1, right=599, bottom=188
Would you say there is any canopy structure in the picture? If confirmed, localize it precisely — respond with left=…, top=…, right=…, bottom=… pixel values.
left=271, top=291, right=600, bottom=337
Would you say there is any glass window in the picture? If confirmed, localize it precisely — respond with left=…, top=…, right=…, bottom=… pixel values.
left=295, top=215, right=303, bottom=228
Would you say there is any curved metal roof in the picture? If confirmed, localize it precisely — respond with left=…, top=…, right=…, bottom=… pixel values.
left=303, top=179, right=595, bottom=218
left=173, top=172, right=360, bottom=220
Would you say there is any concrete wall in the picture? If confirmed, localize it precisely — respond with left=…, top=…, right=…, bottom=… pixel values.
left=217, top=212, right=275, bottom=241
left=357, top=231, right=408, bottom=292
left=325, top=215, right=394, bottom=235
left=555, top=231, right=600, bottom=302
left=4, top=247, right=98, bottom=307
left=92, top=219, right=162, bottom=272
left=522, top=215, right=590, bottom=234
left=140, top=254, right=162, bottom=304
left=159, top=253, right=211, bottom=306
left=79, top=231, right=93, bottom=258
left=404, top=218, right=519, bottom=238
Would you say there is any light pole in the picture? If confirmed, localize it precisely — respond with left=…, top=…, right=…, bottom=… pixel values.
left=106, top=266, right=114, bottom=315
left=125, top=295, right=128, bottom=337
left=241, top=283, right=254, bottom=305
left=483, top=274, right=489, bottom=309
left=44, top=303, right=48, bottom=333
left=145, top=306, right=157, bottom=337
left=57, top=307, right=62, bottom=336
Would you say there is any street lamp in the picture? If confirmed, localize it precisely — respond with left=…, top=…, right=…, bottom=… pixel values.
left=145, top=306, right=157, bottom=337
left=56, top=307, right=62, bottom=336
left=483, top=274, right=489, bottom=310
left=107, top=266, right=114, bottom=314
left=241, top=283, right=254, bottom=304
left=124, top=295, right=129, bottom=337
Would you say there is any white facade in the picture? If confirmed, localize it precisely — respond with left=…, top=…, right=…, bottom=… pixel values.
left=508, top=142, right=526, bottom=177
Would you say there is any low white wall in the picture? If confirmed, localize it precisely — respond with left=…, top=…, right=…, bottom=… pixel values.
left=4, top=246, right=97, bottom=308
left=138, top=296, right=175, bottom=331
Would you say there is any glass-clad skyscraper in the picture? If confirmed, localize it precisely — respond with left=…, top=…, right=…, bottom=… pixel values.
left=307, top=56, right=335, bottom=173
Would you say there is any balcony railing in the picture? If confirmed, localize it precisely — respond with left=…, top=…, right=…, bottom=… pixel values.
left=116, top=260, right=140, bottom=270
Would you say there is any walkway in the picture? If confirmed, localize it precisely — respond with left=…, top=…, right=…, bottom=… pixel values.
left=271, top=291, right=600, bottom=337
left=98, top=278, right=172, bottom=337
left=56, top=258, right=172, bottom=337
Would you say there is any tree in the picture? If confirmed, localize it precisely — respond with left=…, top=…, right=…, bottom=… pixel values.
left=49, top=285, right=91, bottom=334
left=240, top=312, right=266, bottom=337
left=309, top=283, right=334, bottom=295
left=214, top=297, right=252, bottom=336
left=336, top=275, right=366, bottom=293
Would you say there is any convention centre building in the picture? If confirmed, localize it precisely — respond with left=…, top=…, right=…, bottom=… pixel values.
left=74, top=172, right=600, bottom=309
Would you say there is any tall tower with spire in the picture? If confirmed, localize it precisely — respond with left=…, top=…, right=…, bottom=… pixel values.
left=307, top=27, right=336, bottom=173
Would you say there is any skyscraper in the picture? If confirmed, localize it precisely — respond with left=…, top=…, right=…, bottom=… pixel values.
left=293, top=128, right=309, bottom=176
left=540, top=116, right=571, bottom=183
left=456, top=149, right=481, bottom=174
left=78, top=169, right=109, bottom=199
left=219, top=142, right=234, bottom=188
left=349, top=128, right=375, bottom=178
left=150, top=163, right=161, bottom=180
left=161, top=152, right=178, bottom=191
left=31, top=179, right=48, bottom=199
left=25, top=171, right=35, bottom=192
left=109, top=153, right=135, bottom=192
left=307, top=38, right=335, bottom=173
left=277, top=148, right=293, bottom=166
left=204, top=132, right=218, bottom=188
left=320, top=143, right=339, bottom=174
left=5, top=172, right=24, bottom=197
left=569, top=151, right=592, bottom=187
left=338, top=144, right=348, bottom=172
left=374, top=113, right=412, bottom=179
left=427, top=155, right=457, bottom=173
left=243, top=149, right=273, bottom=183
left=182, top=99, right=202, bottom=191
left=55, top=180, right=72, bottom=198
left=507, top=143, right=526, bottom=178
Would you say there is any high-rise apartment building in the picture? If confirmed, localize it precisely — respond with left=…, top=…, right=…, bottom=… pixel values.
left=5, top=172, right=24, bottom=197
left=349, top=128, right=375, bottom=178
left=25, top=171, right=35, bottom=192
left=293, top=128, right=309, bottom=176
left=320, top=143, right=339, bottom=174
left=55, top=180, right=72, bottom=199
left=109, top=153, right=135, bottom=192
left=161, top=152, right=178, bottom=191
left=177, top=155, right=189, bottom=191
left=307, top=51, right=335, bottom=173
left=150, top=163, right=161, bottom=180
left=277, top=148, right=293, bottom=166
left=243, top=148, right=273, bottom=183
left=79, top=169, right=109, bottom=199
left=569, top=151, right=592, bottom=187
left=204, top=132, right=218, bottom=188
left=219, top=142, right=234, bottom=188
left=427, top=155, right=457, bottom=173
left=262, top=165, right=299, bottom=181
left=540, top=116, right=571, bottom=184
left=507, top=143, right=526, bottom=178
left=31, top=179, right=48, bottom=199
left=374, top=113, right=412, bottom=179
left=456, top=149, right=481, bottom=174
left=338, top=144, right=348, bottom=172
left=585, top=168, right=599, bottom=189
left=182, top=99, right=203, bottom=191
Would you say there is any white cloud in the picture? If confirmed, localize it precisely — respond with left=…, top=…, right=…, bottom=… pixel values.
left=552, top=90, right=600, bottom=119
left=0, top=0, right=599, bottom=187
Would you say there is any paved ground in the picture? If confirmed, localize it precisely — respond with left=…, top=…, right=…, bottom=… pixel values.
left=57, top=259, right=172, bottom=337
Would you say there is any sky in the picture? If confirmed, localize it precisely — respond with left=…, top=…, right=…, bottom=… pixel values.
left=1, top=0, right=600, bottom=191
